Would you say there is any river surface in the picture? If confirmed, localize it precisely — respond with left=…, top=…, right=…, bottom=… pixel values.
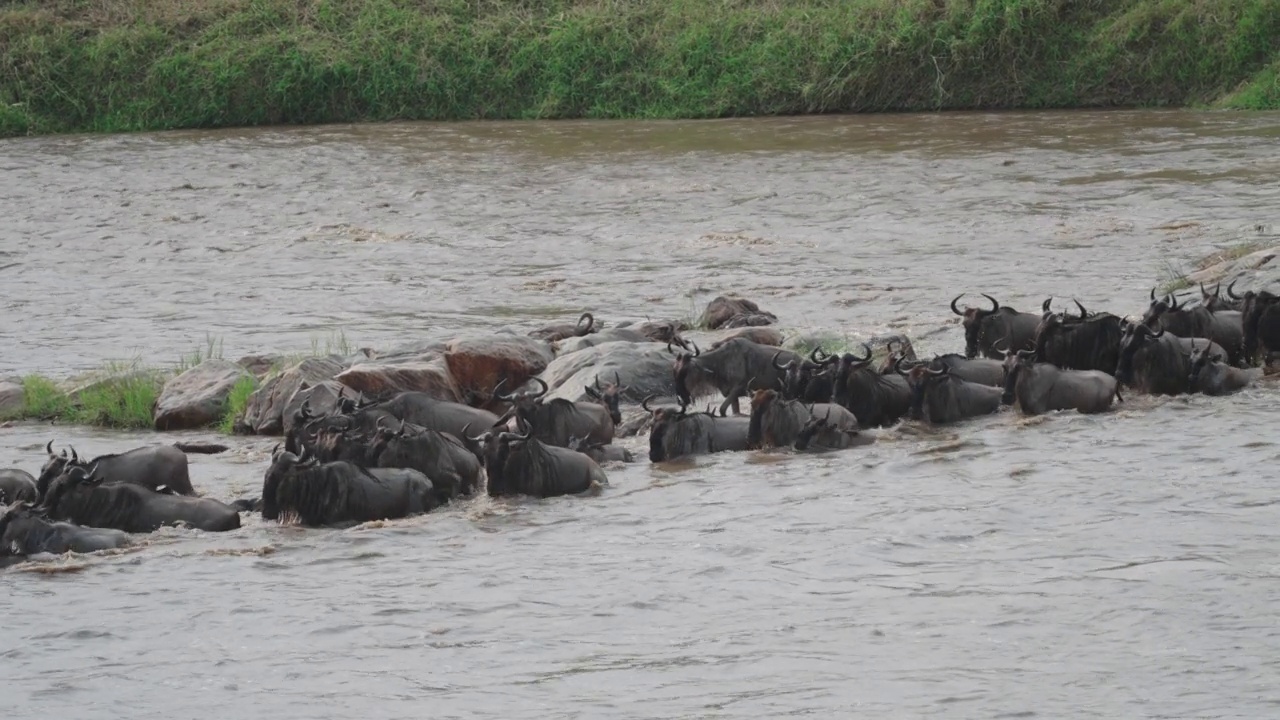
left=3, top=110, right=1280, bottom=719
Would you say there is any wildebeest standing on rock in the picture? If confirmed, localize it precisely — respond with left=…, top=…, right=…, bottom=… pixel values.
left=645, top=396, right=751, bottom=462
left=0, top=469, right=38, bottom=504
left=1141, top=289, right=1245, bottom=365
left=471, top=422, right=608, bottom=498
left=0, top=495, right=132, bottom=556
left=1000, top=350, right=1119, bottom=415
left=37, top=441, right=202, bottom=499
left=672, top=338, right=800, bottom=415
left=897, top=359, right=1003, bottom=425
left=831, top=344, right=913, bottom=428
left=1188, top=340, right=1265, bottom=396
left=746, top=389, right=864, bottom=450
left=950, top=293, right=1040, bottom=359
left=1242, top=289, right=1280, bottom=365
left=261, top=449, right=437, bottom=526
left=529, top=312, right=599, bottom=343
left=41, top=465, right=241, bottom=533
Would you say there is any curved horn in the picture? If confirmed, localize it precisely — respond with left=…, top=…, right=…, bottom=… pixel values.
left=772, top=351, right=794, bottom=371
left=641, top=394, right=657, bottom=413
left=950, top=294, right=965, bottom=316
left=689, top=341, right=701, bottom=358
left=69, top=446, right=79, bottom=464
left=1150, top=287, right=1157, bottom=302
left=1073, top=299, right=1088, bottom=318
left=1042, top=297, right=1053, bottom=313
left=809, top=347, right=831, bottom=364
left=981, top=293, right=999, bottom=312
left=614, top=371, right=623, bottom=389
left=592, top=374, right=603, bottom=391
left=1227, top=279, right=1242, bottom=300
left=577, top=312, right=594, bottom=331
left=1168, top=294, right=1182, bottom=312
left=493, top=377, right=513, bottom=401
left=84, top=461, right=101, bottom=482
left=850, top=342, right=872, bottom=363
left=527, top=376, right=549, bottom=400
left=894, top=357, right=911, bottom=377
left=926, top=365, right=948, bottom=376
left=46, top=440, right=54, bottom=456
left=993, top=333, right=1012, bottom=353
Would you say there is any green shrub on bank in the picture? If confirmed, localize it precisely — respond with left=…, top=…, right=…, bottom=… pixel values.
left=2, top=0, right=1280, bottom=138
left=219, top=375, right=258, bottom=434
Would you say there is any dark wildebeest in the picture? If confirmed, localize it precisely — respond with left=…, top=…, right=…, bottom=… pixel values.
left=793, top=408, right=876, bottom=452
left=529, top=312, right=598, bottom=343
left=566, top=436, right=635, bottom=464
left=1242, top=289, right=1280, bottom=365
left=1115, top=323, right=1226, bottom=396
left=0, top=496, right=132, bottom=556
left=471, top=421, right=608, bottom=498
left=41, top=464, right=241, bottom=533
left=297, top=392, right=502, bottom=448
left=897, top=359, right=1003, bottom=425
left=495, top=377, right=614, bottom=447
left=1000, top=350, right=1118, bottom=415
left=367, top=419, right=483, bottom=502
left=37, top=442, right=198, bottom=499
left=672, top=338, right=801, bottom=415
left=1188, top=340, right=1264, bottom=396
left=1201, top=281, right=1245, bottom=312
left=950, top=293, right=1040, bottom=359
left=645, top=396, right=751, bottom=462
left=831, top=344, right=912, bottom=428
left=1032, top=305, right=1124, bottom=374
left=583, top=372, right=628, bottom=426
left=924, top=353, right=1005, bottom=387
left=1141, top=289, right=1245, bottom=365
left=773, top=349, right=838, bottom=403
left=746, top=389, right=863, bottom=451
left=0, top=469, right=38, bottom=504
left=261, top=449, right=437, bottom=526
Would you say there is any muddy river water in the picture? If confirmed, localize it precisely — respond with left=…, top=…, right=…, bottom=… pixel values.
left=3, top=110, right=1280, bottom=718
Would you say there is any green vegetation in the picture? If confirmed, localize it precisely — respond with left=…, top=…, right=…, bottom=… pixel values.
left=2, top=0, right=1280, bottom=138
left=220, top=375, right=258, bottom=434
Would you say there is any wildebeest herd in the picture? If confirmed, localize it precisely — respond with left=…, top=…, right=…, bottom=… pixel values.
left=1, top=283, right=1277, bottom=561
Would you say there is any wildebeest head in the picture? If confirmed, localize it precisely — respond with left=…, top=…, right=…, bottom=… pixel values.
left=895, top=356, right=946, bottom=418
left=1141, top=288, right=1184, bottom=329
left=951, top=293, right=1001, bottom=359
left=643, top=394, right=688, bottom=463
left=261, top=445, right=317, bottom=521
left=39, top=462, right=102, bottom=518
left=1000, top=349, right=1036, bottom=405
left=774, top=348, right=838, bottom=401
left=1115, top=321, right=1164, bottom=385
left=1201, top=280, right=1244, bottom=312
left=793, top=407, right=833, bottom=451
left=493, top=376, right=551, bottom=427
left=745, top=388, right=781, bottom=449
left=37, top=441, right=84, bottom=499
left=1186, top=339, right=1216, bottom=392
left=583, top=372, right=627, bottom=425
left=335, top=388, right=374, bottom=415
left=670, top=341, right=702, bottom=405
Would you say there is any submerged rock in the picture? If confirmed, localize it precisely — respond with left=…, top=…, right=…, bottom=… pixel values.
left=241, top=355, right=347, bottom=435
left=445, top=335, right=553, bottom=403
left=154, top=359, right=252, bottom=431
left=336, top=355, right=461, bottom=403
left=698, top=295, right=778, bottom=330
left=540, top=341, right=679, bottom=404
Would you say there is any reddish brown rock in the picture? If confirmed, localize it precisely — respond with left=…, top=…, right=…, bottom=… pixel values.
left=335, top=355, right=461, bottom=403
left=154, top=359, right=252, bottom=431
left=444, top=335, right=554, bottom=403
left=241, top=355, right=347, bottom=435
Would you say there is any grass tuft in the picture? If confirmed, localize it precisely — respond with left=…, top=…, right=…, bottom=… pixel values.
left=219, top=375, right=257, bottom=434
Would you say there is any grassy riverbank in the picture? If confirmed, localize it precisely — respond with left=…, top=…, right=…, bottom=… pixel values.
left=2, top=0, right=1280, bottom=137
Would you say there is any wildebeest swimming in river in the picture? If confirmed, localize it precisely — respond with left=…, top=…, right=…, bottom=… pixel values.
left=746, top=389, right=862, bottom=451
left=0, top=469, right=38, bottom=504
left=1115, top=322, right=1227, bottom=396
left=494, top=377, right=615, bottom=448
left=897, top=358, right=1003, bottom=425
left=469, top=420, right=608, bottom=498
left=36, top=441, right=214, bottom=499
left=831, top=344, right=912, bottom=428
left=0, top=493, right=132, bottom=557
left=950, top=293, right=1040, bottom=359
left=262, top=449, right=437, bottom=527
left=1000, top=349, right=1119, bottom=415
left=774, top=348, right=838, bottom=403
left=1242, top=289, right=1280, bottom=365
left=1141, top=289, right=1245, bottom=365
left=367, top=419, right=483, bottom=502
left=671, top=338, right=800, bottom=415
left=1187, top=340, right=1264, bottom=396
left=1032, top=303, right=1124, bottom=375
left=644, top=395, right=750, bottom=462
left=41, top=464, right=241, bottom=533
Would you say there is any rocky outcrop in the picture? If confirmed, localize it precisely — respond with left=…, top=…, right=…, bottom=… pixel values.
left=686, top=326, right=785, bottom=350
left=0, top=380, right=23, bottom=418
left=240, top=355, right=347, bottom=435
left=554, top=327, right=656, bottom=355
left=540, top=341, right=679, bottom=403
left=235, top=354, right=282, bottom=379
left=698, top=295, right=777, bottom=330
left=335, top=355, right=461, bottom=403
left=153, top=359, right=252, bottom=431
left=1187, top=244, right=1280, bottom=291
left=444, top=335, right=553, bottom=403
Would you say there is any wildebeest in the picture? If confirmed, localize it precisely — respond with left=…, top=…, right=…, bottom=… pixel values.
left=897, top=359, right=1003, bottom=425
left=529, top=312, right=598, bottom=343
left=774, top=349, right=838, bottom=403
left=0, top=469, right=38, bottom=504
left=471, top=421, right=608, bottom=498
left=0, top=497, right=132, bottom=556
left=793, top=408, right=875, bottom=451
left=831, top=344, right=912, bottom=428
left=566, top=436, right=635, bottom=464
left=1000, top=350, right=1118, bottom=415
left=1032, top=306, right=1124, bottom=374
left=367, top=419, right=483, bottom=501
left=746, top=389, right=862, bottom=450
left=583, top=372, right=628, bottom=426
left=950, top=293, right=1040, bottom=359
left=37, top=442, right=197, bottom=499
left=495, top=377, right=614, bottom=447
left=261, top=449, right=437, bottom=526
left=672, top=338, right=801, bottom=415
left=293, top=391, right=502, bottom=452
left=1188, top=340, right=1264, bottom=396
left=645, top=395, right=751, bottom=462
left=1242, top=289, right=1280, bottom=365
left=1114, top=323, right=1226, bottom=396
left=41, top=464, right=241, bottom=533
left=1142, top=289, right=1244, bottom=365
left=1201, top=280, right=1245, bottom=312
left=924, top=353, right=1005, bottom=387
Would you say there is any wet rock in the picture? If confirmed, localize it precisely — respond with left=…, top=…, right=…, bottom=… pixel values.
left=688, top=326, right=786, bottom=350
left=698, top=295, right=778, bottom=330
left=1185, top=244, right=1280, bottom=289
left=281, top=380, right=349, bottom=436
left=335, top=355, right=461, bottom=403
left=554, top=327, right=656, bottom=355
left=540, top=341, right=679, bottom=404
left=616, top=319, right=688, bottom=344
left=0, top=380, right=23, bottom=417
left=241, top=355, right=347, bottom=435
left=236, top=354, right=282, bottom=380
left=368, top=339, right=449, bottom=363
left=444, top=335, right=553, bottom=403
left=154, top=359, right=252, bottom=431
